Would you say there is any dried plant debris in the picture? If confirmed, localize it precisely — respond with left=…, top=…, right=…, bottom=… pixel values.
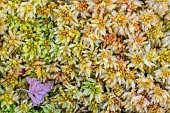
left=0, top=0, right=170, bottom=112
left=17, top=77, right=53, bottom=106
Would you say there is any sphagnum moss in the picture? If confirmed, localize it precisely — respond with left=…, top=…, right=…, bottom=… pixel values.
left=0, top=0, right=170, bottom=113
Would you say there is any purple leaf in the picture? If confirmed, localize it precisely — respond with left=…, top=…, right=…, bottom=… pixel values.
left=26, top=77, right=53, bottom=106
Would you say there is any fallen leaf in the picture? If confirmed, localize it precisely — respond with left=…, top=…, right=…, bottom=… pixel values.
left=27, top=77, right=53, bottom=106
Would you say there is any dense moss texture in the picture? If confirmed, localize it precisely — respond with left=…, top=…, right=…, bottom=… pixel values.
left=0, top=0, right=170, bottom=113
